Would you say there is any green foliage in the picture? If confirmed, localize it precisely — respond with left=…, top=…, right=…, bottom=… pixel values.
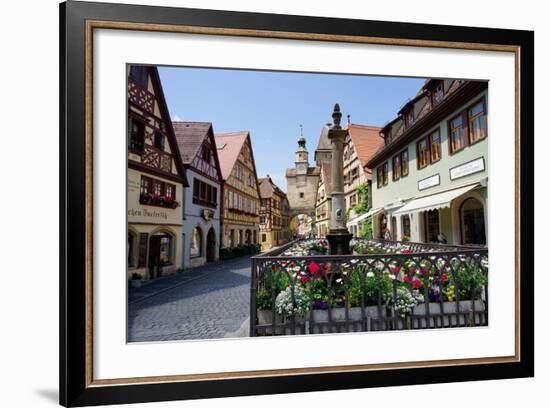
left=352, top=182, right=370, bottom=215
left=219, top=244, right=260, bottom=260
left=347, top=267, right=393, bottom=307
left=453, top=262, right=487, bottom=299
left=358, top=217, right=373, bottom=239
left=256, top=286, right=273, bottom=310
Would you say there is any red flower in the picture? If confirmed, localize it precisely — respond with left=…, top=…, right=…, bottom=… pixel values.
left=403, top=275, right=410, bottom=283
left=308, top=262, right=319, bottom=276
left=441, top=273, right=448, bottom=282
left=390, top=265, right=399, bottom=274
left=412, top=278, right=422, bottom=289
left=420, top=267, right=430, bottom=275
left=299, top=275, right=308, bottom=284
left=403, top=249, right=410, bottom=254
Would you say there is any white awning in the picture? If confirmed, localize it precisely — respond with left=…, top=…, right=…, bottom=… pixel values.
left=393, top=184, right=479, bottom=216
left=347, top=207, right=382, bottom=227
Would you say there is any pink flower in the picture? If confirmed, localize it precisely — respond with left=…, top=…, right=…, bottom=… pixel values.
left=308, top=262, right=319, bottom=276
left=403, top=275, right=410, bottom=283
left=299, top=275, right=308, bottom=284
left=412, top=278, right=422, bottom=289
left=403, top=249, right=410, bottom=254
left=420, top=267, right=430, bottom=275
left=390, top=265, right=399, bottom=274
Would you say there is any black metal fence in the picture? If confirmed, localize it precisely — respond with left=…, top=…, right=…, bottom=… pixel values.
left=250, top=239, right=488, bottom=336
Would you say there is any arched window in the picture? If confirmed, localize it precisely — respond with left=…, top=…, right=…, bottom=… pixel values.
left=190, top=227, right=202, bottom=258
left=460, top=198, right=486, bottom=245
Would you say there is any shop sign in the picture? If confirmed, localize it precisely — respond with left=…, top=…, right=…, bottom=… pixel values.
left=418, top=174, right=440, bottom=191
left=450, top=157, right=485, bottom=180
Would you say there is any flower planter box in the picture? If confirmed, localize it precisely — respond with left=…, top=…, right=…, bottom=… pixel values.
left=256, top=306, right=387, bottom=335
left=391, top=300, right=486, bottom=329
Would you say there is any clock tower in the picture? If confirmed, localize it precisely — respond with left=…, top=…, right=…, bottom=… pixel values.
left=295, top=137, right=309, bottom=177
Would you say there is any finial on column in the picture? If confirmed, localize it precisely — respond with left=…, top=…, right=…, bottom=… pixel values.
left=300, top=124, right=303, bottom=137
left=332, top=103, right=342, bottom=129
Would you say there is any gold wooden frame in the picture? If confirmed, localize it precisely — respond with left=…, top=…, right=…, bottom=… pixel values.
left=84, top=20, right=521, bottom=388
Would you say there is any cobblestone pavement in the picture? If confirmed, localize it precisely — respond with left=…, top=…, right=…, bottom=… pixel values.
left=128, top=256, right=252, bottom=342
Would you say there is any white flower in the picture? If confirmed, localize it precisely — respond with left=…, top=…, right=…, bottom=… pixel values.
left=366, top=271, right=375, bottom=278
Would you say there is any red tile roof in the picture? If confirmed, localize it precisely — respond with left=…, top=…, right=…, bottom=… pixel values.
left=258, top=177, right=286, bottom=199
left=173, top=121, right=212, bottom=164
left=215, top=131, right=249, bottom=180
left=346, top=124, right=384, bottom=177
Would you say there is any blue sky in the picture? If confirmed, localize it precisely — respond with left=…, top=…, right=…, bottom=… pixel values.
left=159, top=66, right=425, bottom=191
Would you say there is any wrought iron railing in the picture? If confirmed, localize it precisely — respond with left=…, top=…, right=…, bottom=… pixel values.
left=250, top=239, right=488, bottom=336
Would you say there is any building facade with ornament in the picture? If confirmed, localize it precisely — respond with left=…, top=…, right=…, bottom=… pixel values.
left=126, top=65, right=189, bottom=281
left=314, top=162, right=332, bottom=238
left=259, top=177, right=291, bottom=251
left=343, top=123, right=384, bottom=237
left=174, top=121, right=223, bottom=269
left=216, top=131, right=261, bottom=248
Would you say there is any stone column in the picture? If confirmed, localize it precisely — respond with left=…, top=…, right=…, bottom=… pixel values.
left=326, top=104, right=353, bottom=255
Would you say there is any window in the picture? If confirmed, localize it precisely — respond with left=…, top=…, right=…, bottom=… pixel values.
left=260, top=216, right=266, bottom=224
left=154, top=132, right=165, bottom=151
left=201, top=145, right=211, bottom=163
left=158, top=235, right=172, bottom=265
left=417, top=138, right=430, bottom=169
left=190, top=227, right=202, bottom=258
left=424, top=210, right=440, bottom=242
left=248, top=173, right=255, bottom=187
left=262, top=233, right=267, bottom=243
left=164, top=183, right=175, bottom=200
left=431, top=82, right=444, bottom=106
left=129, top=66, right=148, bottom=88
left=152, top=179, right=163, bottom=196
left=430, top=131, right=441, bottom=162
left=402, top=215, right=411, bottom=239
left=192, top=178, right=217, bottom=207
left=129, top=118, right=145, bottom=153
left=449, top=114, right=466, bottom=153
left=468, top=101, right=487, bottom=144
left=401, top=150, right=409, bottom=177
left=392, top=154, right=401, bottom=181
left=299, top=192, right=304, bottom=198
left=140, top=176, right=152, bottom=195
left=377, top=162, right=388, bottom=188
left=234, top=165, right=243, bottom=180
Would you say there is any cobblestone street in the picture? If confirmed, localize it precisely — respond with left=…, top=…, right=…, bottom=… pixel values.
left=128, top=256, right=252, bottom=342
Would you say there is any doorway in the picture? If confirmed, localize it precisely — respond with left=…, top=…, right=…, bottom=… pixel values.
left=149, top=233, right=172, bottom=279
left=206, top=227, right=217, bottom=263
left=460, top=198, right=486, bottom=245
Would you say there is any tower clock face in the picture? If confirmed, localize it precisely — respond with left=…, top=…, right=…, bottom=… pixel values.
left=297, top=163, right=307, bottom=173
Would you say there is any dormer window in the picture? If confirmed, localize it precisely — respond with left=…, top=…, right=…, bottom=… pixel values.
left=406, top=109, right=415, bottom=127
left=431, top=81, right=444, bottom=106
left=384, top=128, right=392, bottom=145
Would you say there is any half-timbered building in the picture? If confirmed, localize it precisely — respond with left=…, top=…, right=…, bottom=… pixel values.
left=215, top=131, right=261, bottom=249
left=259, top=177, right=290, bottom=251
left=174, top=122, right=223, bottom=269
left=127, top=65, right=188, bottom=281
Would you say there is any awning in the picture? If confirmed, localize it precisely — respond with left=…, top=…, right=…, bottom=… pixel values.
left=347, top=207, right=382, bottom=227
left=393, top=184, right=478, bottom=216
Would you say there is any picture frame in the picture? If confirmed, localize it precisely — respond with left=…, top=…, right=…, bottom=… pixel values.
left=60, top=1, right=534, bottom=406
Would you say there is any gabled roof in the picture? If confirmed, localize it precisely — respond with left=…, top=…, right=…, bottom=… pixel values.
left=173, top=122, right=212, bottom=164
left=214, top=131, right=249, bottom=180
left=129, top=66, right=189, bottom=186
left=173, top=121, right=223, bottom=182
left=346, top=123, right=384, bottom=176
left=258, top=177, right=286, bottom=199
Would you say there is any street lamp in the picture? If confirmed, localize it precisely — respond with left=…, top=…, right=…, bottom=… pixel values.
left=326, top=103, right=353, bottom=255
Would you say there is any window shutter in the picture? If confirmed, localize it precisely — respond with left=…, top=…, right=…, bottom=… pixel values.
left=137, top=233, right=149, bottom=267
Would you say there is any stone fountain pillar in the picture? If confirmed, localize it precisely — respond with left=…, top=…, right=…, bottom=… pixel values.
left=326, top=104, right=353, bottom=255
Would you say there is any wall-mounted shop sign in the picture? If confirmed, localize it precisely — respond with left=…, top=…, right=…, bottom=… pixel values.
left=418, top=174, right=440, bottom=191
left=450, top=157, right=485, bottom=180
